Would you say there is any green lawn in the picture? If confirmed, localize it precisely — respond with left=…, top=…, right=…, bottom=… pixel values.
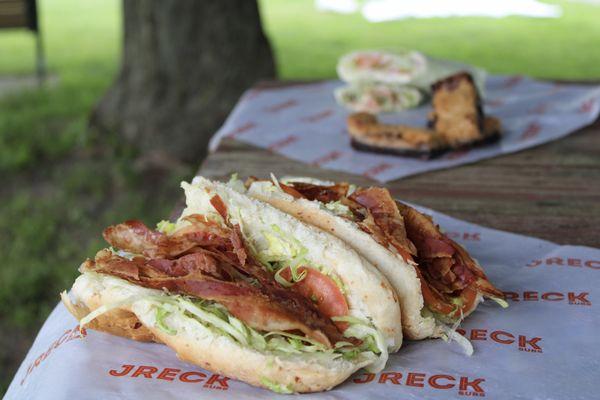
left=262, top=0, right=600, bottom=80
left=1, top=0, right=599, bottom=393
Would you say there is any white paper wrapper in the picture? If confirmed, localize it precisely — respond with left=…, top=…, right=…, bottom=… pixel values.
left=208, top=76, right=600, bottom=183
left=5, top=203, right=599, bottom=399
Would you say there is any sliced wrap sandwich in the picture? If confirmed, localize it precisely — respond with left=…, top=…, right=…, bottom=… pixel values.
left=246, top=176, right=506, bottom=345
left=61, top=176, right=402, bottom=393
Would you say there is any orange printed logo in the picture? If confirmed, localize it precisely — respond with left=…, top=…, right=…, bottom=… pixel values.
left=268, top=134, right=299, bottom=151
left=503, top=75, right=523, bottom=88
left=526, top=257, right=600, bottom=270
left=363, top=163, right=393, bottom=179
left=109, top=364, right=229, bottom=390
left=578, top=98, right=595, bottom=114
left=352, top=370, right=486, bottom=397
left=504, top=290, right=591, bottom=306
left=21, top=325, right=87, bottom=385
left=519, top=121, right=542, bottom=141
left=225, top=122, right=256, bottom=139
left=265, top=99, right=298, bottom=113
left=311, top=150, right=344, bottom=166
left=456, top=328, right=543, bottom=353
left=301, top=109, right=333, bottom=123
left=445, top=232, right=481, bottom=241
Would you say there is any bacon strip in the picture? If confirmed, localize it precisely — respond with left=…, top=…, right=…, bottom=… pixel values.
left=349, top=187, right=417, bottom=258
left=286, top=182, right=349, bottom=203
left=97, top=214, right=351, bottom=347
left=397, top=202, right=503, bottom=299
left=103, top=218, right=229, bottom=259
left=284, top=180, right=504, bottom=317
left=86, top=249, right=346, bottom=347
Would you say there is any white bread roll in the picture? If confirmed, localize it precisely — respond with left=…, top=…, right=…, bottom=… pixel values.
left=182, top=176, right=403, bottom=350
left=247, top=179, right=454, bottom=340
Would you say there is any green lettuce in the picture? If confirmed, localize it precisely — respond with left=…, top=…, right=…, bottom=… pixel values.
left=156, top=220, right=177, bottom=235
left=260, top=377, right=293, bottom=394
left=322, top=201, right=353, bottom=218
left=76, top=282, right=383, bottom=362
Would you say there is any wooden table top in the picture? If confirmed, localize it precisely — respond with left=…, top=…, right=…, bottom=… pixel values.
left=192, top=82, right=600, bottom=248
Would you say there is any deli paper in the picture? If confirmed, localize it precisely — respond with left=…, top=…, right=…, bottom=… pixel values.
left=208, top=76, right=600, bottom=182
left=5, top=204, right=599, bottom=399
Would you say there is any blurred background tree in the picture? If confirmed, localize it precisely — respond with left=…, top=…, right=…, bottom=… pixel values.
left=1, top=0, right=599, bottom=393
left=91, top=0, right=274, bottom=164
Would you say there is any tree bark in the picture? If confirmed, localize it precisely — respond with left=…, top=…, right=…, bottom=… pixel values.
left=90, top=0, right=275, bottom=163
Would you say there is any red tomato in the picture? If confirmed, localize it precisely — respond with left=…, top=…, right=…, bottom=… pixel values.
left=281, top=267, right=349, bottom=331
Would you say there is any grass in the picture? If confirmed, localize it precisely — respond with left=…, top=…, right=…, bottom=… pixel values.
left=261, top=0, right=600, bottom=80
left=1, top=0, right=599, bottom=393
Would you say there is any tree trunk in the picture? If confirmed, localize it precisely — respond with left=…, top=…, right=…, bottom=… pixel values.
left=90, top=0, right=275, bottom=163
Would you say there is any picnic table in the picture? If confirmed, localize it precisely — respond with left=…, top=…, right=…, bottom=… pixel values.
left=192, top=81, right=600, bottom=248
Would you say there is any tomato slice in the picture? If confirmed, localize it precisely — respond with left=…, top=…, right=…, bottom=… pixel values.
left=281, top=267, right=349, bottom=331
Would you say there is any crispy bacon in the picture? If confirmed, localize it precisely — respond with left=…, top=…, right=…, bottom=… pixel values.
left=287, top=182, right=349, bottom=204
left=349, top=187, right=417, bottom=258
left=209, top=195, right=228, bottom=220
left=87, top=249, right=346, bottom=347
left=284, top=179, right=504, bottom=317
left=279, top=183, right=304, bottom=199
left=397, top=201, right=504, bottom=301
left=96, top=214, right=351, bottom=347
left=103, top=219, right=229, bottom=259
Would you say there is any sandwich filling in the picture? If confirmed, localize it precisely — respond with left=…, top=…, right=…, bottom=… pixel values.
left=75, top=194, right=388, bottom=371
left=259, top=178, right=505, bottom=322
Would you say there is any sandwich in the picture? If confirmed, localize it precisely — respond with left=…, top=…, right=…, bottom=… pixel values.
left=428, top=72, right=501, bottom=148
left=334, top=82, right=424, bottom=114
left=61, top=176, right=402, bottom=393
left=246, top=176, right=506, bottom=348
left=347, top=112, right=447, bottom=158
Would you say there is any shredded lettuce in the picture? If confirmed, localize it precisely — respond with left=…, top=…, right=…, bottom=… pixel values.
left=490, top=296, right=509, bottom=308
left=254, top=224, right=347, bottom=295
left=76, top=283, right=385, bottom=362
left=226, top=173, right=246, bottom=193
left=322, top=201, right=353, bottom=218
left=156, top=220, right=177, bottom=235
left=79, top=296, right=139, bottom=328
left=280, top=176, right=335, bottom=186
left=260, top=377, right=293, bottom=394
left=438, top=318, right=474, bottom=356
left=75, top=287, right=368, bottom=359
left=333, top=315, right=388, bottom=372
left=155, top=306, right=177, bottom=335
left=270, top=173, right=283, bottom=191
left=256, top=224, right=309, bottom=283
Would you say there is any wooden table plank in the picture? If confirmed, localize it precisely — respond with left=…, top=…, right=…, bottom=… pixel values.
left=192, top=84, right=600, bottom=248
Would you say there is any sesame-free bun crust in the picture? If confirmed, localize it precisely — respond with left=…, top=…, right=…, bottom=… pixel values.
left=64, top=272, right=374, bottom=393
